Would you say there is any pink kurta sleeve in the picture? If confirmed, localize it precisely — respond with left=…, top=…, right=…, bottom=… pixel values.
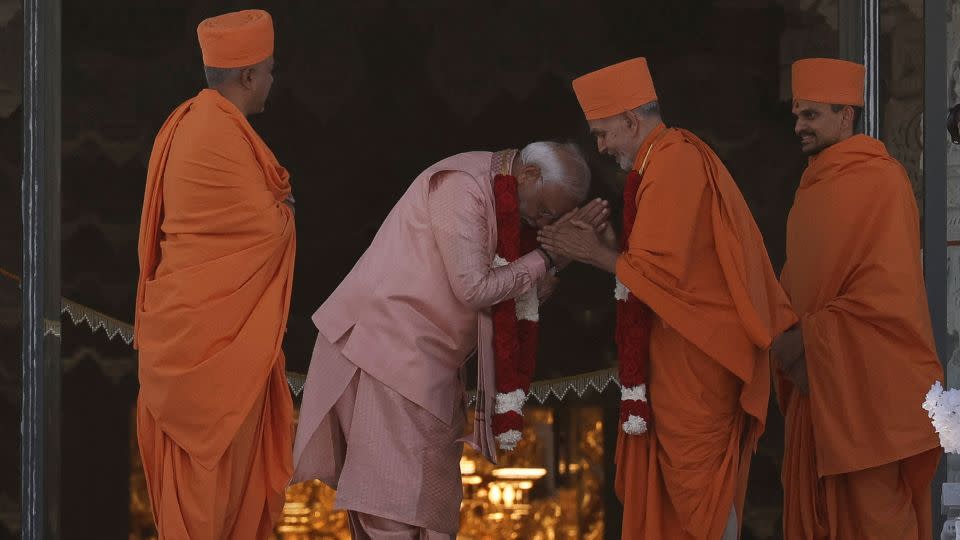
left=427, top=171, right=546, bottom=310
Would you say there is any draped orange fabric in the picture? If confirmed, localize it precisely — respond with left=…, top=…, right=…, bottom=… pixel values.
left=614, top=124, right=796, bottom=539
left=778, top=134, right=942, bottom=539
left=135, top=89, right=296, bottom=538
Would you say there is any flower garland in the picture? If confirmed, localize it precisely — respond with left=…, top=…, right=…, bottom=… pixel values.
left=923, top=381, right=960, bottom=454
left=614, top=130, right=668, bottom=436
left=490, top=173, right=540, bottom=451
left=615, top=169, right=653, bottom=435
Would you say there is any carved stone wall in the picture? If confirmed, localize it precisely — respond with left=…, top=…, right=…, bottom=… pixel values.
left=945, top=0, right=960, bottom=486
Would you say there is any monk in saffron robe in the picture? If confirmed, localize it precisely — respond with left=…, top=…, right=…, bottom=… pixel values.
left=134, top=10, right=295, bottom=539
left=538, top=57, right=797, bottom=539
left=772, top=58, right=942, bottom=539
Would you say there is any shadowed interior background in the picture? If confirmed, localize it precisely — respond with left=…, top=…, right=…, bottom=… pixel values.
left=0, top=0, right=926, bottom=538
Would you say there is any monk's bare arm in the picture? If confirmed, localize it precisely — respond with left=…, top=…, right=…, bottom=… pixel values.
left=428, top=171, right=547, bottom=309
left=772, top=326, right=808, bottom=393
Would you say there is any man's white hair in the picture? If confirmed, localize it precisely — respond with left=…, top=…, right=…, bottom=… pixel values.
left=631, top=100, right=661, bottom=118
left=518, top=141, right=590, bottom=202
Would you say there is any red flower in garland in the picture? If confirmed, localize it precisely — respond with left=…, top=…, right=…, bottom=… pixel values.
left=490, top=174, right=541, bottom=451
left=493, top=178, right=519, bottom=214
left=616, top=170, right=653, bottom=435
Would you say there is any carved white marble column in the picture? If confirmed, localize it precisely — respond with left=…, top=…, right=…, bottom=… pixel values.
left=944, top=0, right=960, bottom=484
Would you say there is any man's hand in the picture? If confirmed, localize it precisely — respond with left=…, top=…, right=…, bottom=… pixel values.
left=554, top=199, right=610, bottom=231
left=785, top=358, right=809, bottom=394
left=538, top=271, right=559, bottom=303
left=573, top=198, right=610, bottom=231
left=598, top=220, right=617, bottom=250
left=771, top=326, right=808, bottom=394
left=543, top=199, right=610, bottom=271
left=550, top=252, right=571, bottom=271
left=537, top=220, right=619, bottom=273
left=572, top=200, right=616, bottom=252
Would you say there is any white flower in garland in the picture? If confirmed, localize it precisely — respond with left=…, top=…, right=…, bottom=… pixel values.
left=494, top=388, right=526, bottom=451
left=614, top=278, right=630, bottom=302
left=493, top=255, right=539, bottom=323
left=514, top=288, right=539, bottom=322
left=619, top=384, right=649, bottom=435
left=923, top=381, right=960, bottom=454
left=495, top=430, right=523, bottom=452
left=622, top=414, right=647, bottom=435
left=621, top=384, right=647, bottom=402
left=613, top=276, right=649, bottom=435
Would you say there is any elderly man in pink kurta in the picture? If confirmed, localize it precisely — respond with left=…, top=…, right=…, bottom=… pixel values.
left=292, top=143, right=595, bottom=538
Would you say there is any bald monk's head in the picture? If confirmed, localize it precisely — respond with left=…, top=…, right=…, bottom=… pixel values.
left=791, top=58, right=865, bottom=155
left=512, top=142, right=591, bottom=229
left=571, top=58, right=663, bottom=171
left=197, top=9, right=276, bottom=116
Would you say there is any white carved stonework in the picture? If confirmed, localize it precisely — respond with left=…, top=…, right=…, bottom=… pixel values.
left=948, top=0, right=960, bottom=242
left=950, top=206, right=960, bottom=242
left=947, top=247, right=960, bottom=482
left=946, top=0, right=960, bottom=483
left=948, top=2, right=960, bottom=106
left=948, top=143, right=960, bottom=212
